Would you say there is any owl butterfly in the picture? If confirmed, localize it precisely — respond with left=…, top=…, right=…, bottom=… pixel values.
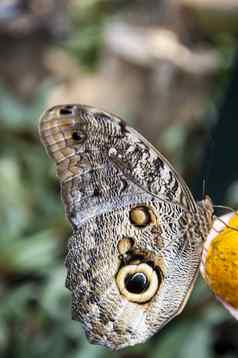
left=39, top=105, right=214, bottom=350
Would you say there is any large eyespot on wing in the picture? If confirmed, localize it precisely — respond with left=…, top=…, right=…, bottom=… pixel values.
left=116, top=262, right=162, bottom=303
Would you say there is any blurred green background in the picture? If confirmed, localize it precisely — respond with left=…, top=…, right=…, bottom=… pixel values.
left=0, top=1, right=238, bottom=357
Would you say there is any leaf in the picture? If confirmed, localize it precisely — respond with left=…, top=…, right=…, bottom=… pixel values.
left=0, top=231, right=59, bottom=274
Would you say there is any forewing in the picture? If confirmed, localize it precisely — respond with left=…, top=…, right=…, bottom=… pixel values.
left=39, top=104, right=197, bottom=228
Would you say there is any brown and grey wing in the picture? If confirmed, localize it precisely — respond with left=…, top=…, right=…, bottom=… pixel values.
left=39, top=104, right=197, bottom=228
left=63, top=200, right=204, bottom=349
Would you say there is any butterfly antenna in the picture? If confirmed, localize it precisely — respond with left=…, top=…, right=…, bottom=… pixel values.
left=213, top=212, right=238, bottom=233
left=213, top=204, right=236, bottom=213
left=212, top=204, right=236, bottom=224
left=200, top=123, right=216, bottom=200
left=202, top=178, right=206, bottom=199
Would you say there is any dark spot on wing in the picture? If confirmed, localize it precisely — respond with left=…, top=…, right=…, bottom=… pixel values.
left=153, top=157, right=165, bottom=171
left=60, top=107, right=73, bottom=115
left=93, top=187, right=101, bottom=197
left=119, top=119, right=129, bottom=135
left=95, top=112, right=113, bottom=122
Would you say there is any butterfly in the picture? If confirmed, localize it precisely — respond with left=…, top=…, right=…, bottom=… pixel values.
left=39, top=104, right=214, bottom=350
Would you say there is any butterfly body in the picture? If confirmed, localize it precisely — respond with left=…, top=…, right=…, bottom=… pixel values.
left=39, top=105, right=213, bottom=349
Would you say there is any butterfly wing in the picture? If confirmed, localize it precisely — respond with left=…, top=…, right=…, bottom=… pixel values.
left=40, top=105, right=197, bottom=226
left=39, top=104, right=213, bottom=349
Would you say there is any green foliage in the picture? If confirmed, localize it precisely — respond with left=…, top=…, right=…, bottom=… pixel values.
left=63, top=0, right=107, bottom=70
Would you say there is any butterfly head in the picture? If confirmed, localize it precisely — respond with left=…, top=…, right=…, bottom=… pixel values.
left=197, top=195, right=214, bottom=239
